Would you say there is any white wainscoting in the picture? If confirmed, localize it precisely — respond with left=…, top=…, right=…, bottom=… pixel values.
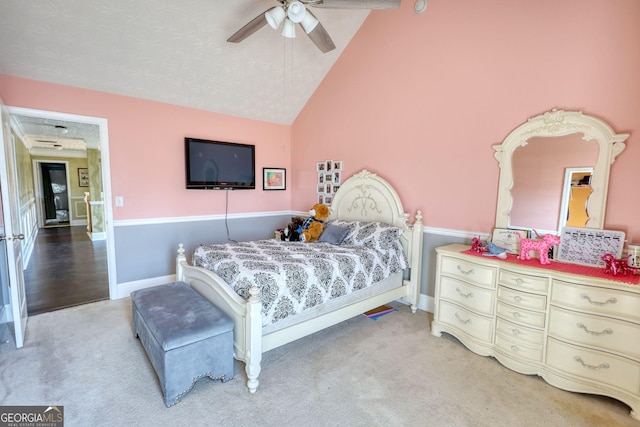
left=20, top=198, right=38, bottom=269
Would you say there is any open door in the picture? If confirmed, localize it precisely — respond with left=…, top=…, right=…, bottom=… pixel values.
left=0, top=97, right=27, bottom=348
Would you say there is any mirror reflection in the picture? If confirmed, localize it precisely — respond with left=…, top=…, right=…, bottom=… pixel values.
left=509, top=134, right=599, bottom=233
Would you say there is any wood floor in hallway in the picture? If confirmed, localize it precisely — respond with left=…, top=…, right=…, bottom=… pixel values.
left=24, top=226, right=109, bottom=316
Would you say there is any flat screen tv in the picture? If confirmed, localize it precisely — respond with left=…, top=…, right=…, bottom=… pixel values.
left=185, top=137, right=255, bottom=190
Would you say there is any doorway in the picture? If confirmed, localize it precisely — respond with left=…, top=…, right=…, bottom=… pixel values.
left=7, top=107, right=116, bottom=312
left=38, top=162, right=71, bottom=227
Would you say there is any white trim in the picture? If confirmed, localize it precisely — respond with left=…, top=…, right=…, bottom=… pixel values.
left=32, top=159, right=73, bottom=227
left=113, top=210, right=291, bottom=227
left=423, top=226, right=490, bottom=240
left=3, top=304, right=12, bottom=322
left=29, top=148, right=87, bottom=158
left=73, top=197, right=87, bottom=219
left=88, top=231, right=106, bottom=241
left=71, top=219, right=88, bottom=227
left=418, top=293, right=433, bottom=313
left=116, top=274, right=176, bottom=299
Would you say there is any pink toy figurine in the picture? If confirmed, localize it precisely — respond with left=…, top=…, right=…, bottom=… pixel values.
left=602, top=253, right=631, bottom=276
left=471, top=237, right=486, bottom=253
left=518, top=233, right=561, bottom=265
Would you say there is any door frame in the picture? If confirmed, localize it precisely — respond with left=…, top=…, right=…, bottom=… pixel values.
left=8, top=106, right=117, bottom=300
left=0, top=97, right=27, bottom=347
left=33, top=160, right=73, bottom=228
left=558, top=167, right=593, bottom=234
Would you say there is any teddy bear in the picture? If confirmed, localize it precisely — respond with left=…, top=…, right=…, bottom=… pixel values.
left=299, top=203, right=330, bottom=243
left=281, top=216, right=305, bottom=242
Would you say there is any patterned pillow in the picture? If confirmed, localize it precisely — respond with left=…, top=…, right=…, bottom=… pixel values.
left=328, top=220, right=404, bottom=250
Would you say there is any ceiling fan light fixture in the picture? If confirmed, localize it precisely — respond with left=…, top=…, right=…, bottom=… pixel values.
left=287, top=1, right=306, bottom=24
left=282, top=18, right=296, bottom=38
left=300, top=13, right=319, bottom=34
left=265, top=6, right=286, bottom=29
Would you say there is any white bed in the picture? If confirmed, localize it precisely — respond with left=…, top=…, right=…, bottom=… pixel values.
left=175, top=169, right=424, bottom=393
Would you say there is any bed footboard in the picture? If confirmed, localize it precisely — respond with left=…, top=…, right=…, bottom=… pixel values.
left=176, top=244, right=263, bottom=393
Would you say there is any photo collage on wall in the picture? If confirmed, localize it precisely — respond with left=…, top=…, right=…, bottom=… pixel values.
left=316, top=160, right=342, bottom=205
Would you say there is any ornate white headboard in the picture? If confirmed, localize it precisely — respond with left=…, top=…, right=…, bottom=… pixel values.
left=329, top=169, right=412, bottom=230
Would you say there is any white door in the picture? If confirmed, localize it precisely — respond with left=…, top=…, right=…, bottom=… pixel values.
left=0, top=97, right=27, bottom=348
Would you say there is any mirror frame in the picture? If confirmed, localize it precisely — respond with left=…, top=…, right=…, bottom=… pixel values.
left=493, top=109, right=629, bottom=231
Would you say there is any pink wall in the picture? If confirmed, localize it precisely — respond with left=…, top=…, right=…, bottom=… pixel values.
left=293, top=0, right=640, bottom=242
left=1, top=0, right=639, bottom=243
left=0, top=75, right=291, bottom=220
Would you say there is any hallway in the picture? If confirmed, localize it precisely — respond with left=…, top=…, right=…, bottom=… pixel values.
left=24, top=226, right=109, bottom=315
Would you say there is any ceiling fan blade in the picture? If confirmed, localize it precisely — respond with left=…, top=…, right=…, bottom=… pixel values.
left=308, top=0, right=400, bottom=9
left=227, top=11, right=268, bottom=43
left=305, top=21, right=336, bottom=53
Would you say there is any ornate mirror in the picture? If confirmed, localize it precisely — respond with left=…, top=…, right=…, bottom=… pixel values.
left=493, top=109, right=629, bottom=233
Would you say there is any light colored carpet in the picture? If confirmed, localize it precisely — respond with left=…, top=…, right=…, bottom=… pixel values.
left=0, top=298, right=637, bottom=427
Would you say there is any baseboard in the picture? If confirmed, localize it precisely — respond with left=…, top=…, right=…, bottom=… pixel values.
left=419, top=293, right=434, bottom=313
left=3, top=303, right=12, bottom=323
left=116, top=274, right=177, bottom=299
left=87, top=231, right=106, bottom=241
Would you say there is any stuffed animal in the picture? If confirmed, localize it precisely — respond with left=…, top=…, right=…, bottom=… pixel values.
left=299, top=203, right=330, bottom=243
left=602, top=253, right=631, bottom=276
left=281, top=216, right=305, bottom=242
left=517, top=233, right=561, bottom=265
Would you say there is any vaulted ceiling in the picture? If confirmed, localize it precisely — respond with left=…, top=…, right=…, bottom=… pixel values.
left=0, top=0, right=374, bottom=127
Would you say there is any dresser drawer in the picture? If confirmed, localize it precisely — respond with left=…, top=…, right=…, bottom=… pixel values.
left=546, top=337, right=640, bottom=395
left=496, top=317, right=544, bottom=346
left=551, top=280, right=640, bottom=322
left=439, top=276, right=495, bottom=315
left=497, top=301, right=546, bottom=328
left=440, top=256, right=496, bottom=289
left=549, top=306, right=640, bottom=360
left=437, top=300, right=493, bottom=343
left=498, top=286, right=547, bottom=311
left=499, top=269, right=549, bottom=294
left=495, top=332, right=542, bottom=362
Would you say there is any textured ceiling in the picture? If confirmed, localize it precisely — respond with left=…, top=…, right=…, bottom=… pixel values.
left=0, top=0, right=371, bottom=127
left=10, top=114, right=99, bottom=156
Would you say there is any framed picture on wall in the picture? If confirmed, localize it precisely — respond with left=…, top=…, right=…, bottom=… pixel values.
left=263, top=168, right=286, bottom=190
left=78, top=168, right=89, bottom=187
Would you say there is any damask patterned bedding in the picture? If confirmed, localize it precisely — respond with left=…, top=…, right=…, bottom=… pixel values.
left=192, top=221, right=408, bottom=326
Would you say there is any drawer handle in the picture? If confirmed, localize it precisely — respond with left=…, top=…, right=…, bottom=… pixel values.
left=457, top=265, right=474, bottom=276
left=512, top=329, right=520, bottom=336
left=579, top=293, right=617, bottom=306
left=510, top=345, right=519, bottom=352
left=511, top=311, right=526, bottom=319
left=515, top=278, right=524, bottom=285
left=454, top=312, right=472, bottom=324
left=573, top=356, right=609, bottom=371
left=576, top=322, right=613, bottom=336
left=513, top=295, right=523, bottom=303
left=455, top=287, right=473, bottom=298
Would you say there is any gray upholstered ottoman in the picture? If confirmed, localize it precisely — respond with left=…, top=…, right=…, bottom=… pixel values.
left=131, top=282, right=234, bottom=407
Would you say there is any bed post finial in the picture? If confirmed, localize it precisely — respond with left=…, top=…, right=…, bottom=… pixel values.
left=176, top=244, right=186, bottom=281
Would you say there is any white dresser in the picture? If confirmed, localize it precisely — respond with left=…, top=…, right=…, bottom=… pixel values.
left=431, top=244, right=640, bottom=421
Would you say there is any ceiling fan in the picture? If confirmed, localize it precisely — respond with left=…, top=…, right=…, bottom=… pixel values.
left=227, top=0, right=401, bottom=53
